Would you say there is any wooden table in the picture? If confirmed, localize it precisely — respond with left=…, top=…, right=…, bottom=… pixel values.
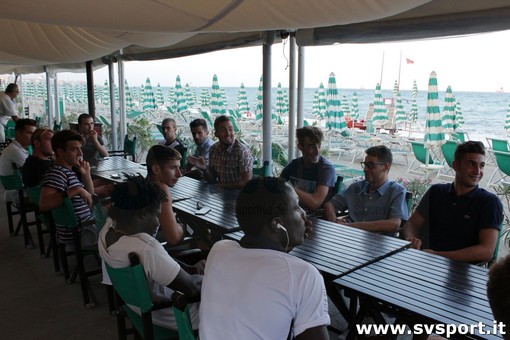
left=89, top=157, right=146, bottom=183
left=225, top=218, right=411, bottom=323
left=334, top=248, right=502, bottom=339
left=171, top=178, right=240, bottom=243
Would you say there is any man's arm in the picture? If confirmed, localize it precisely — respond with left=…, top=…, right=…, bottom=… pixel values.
left=158, top=186, right=184, bottom=245
left=167, top=269, right=202, bottom=303
left=293, top=184, right=330, bottom=211
left=424, top=228, right=498, bottom=263
left=323, top=201, right=338, bottom=222
left=343, top=217, right=401, bottom=234
left=218, top=170, right=252, bottom=190
left=39, top=185, right=92, bottom=211
left=402, top=211, right=426, bottom=249
left=91, top=131, right=109, bottom=157
left=295, top=325, right=329, bottom=340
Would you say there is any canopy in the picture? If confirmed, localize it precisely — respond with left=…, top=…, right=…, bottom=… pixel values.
left=1, top=1, right=510, bottom=73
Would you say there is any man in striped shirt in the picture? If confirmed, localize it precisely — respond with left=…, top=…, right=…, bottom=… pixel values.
left=39, top=130, right=97, bottom=247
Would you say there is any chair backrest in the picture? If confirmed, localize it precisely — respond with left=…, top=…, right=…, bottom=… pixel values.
left=493, top=150, right=510, bottom=177
left=5, top=119, right=15, bottom=139
left=440, top=140, right=459, bottom=168
left=489, top=138, right=509, bottom=152
left=180, top=147, right=188, bottom=168
left=53, top=122, right=62, bottom=131
left=171, top=292, right=196, bottom=340
left=450, top=131, right=466, bottom=142
left=0, top=168, right=23, bottom=191
left=409, top=141, right=434, bottom=165
left=252, top=160, right=270, bottom=177
left=124, top=135, right=137, bottom=162
left=51, top=196, right=79, bottom=227
left=334, top=175, right=344, bottom=194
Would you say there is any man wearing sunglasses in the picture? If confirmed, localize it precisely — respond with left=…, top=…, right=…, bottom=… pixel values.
left=324, top=145, right=408, bottom=236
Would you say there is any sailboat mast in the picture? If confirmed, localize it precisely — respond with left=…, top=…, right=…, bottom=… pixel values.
left=397, top=50, right=402, bottom=91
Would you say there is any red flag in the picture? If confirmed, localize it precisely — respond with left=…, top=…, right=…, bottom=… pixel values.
left=406, top=58, right=414, bottom=65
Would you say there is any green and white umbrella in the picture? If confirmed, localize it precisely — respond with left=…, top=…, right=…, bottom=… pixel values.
left=325, top=72, right=347, bottom=133
left=392, top=80, right=399, bottom=98
left=505, top=104, right=510, bottom=133
left=424, top=71, right=445, bottom=164
left=394, top=92, right=406, bottom=127
left=142, top=77, right=157, bottom=111
left=200, top=88, right=210, bottom=108
left=441, top=85, right=455, bottom=132
left=125, top=79, right=135, bottom=110
left=155, top=83, right=164, bottom=107
left=275, top=82, right=285, bottom=124
left=185, top=83, right=195, bottom=108
left=175, top=75, right=187, bottom=114
left=254, top=76, right=264, bottom=121
left=139, top=83, right=145, bottom=104
left=101, top=80, right=110, bottom=105
left=341, top=95, right=351, bottom=120
left=318, top=83, right=326, bottom=120
left=412, top=80, right=418, bottom=98
left=210, top=74, right=225, bottom=116
left=371, top=83, right=388, bottom=128
left=312, top=89, right=319, bottom=118
left=351, top=91, right=359, bottom=121
left=454, top=101, right=464, bottom=128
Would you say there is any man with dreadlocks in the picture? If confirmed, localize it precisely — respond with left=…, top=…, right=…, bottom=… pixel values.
left=98, top=175, right=202, bottom=330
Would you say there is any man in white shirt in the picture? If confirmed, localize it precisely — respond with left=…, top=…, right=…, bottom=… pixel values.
left=0, top=83, right=20, bottom=142
left=199, top=177, right=330, bottom=339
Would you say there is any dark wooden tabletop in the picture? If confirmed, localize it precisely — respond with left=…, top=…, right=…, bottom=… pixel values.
left=90, top=157, right=146, bottom=183
left=226, top=217, right=411, bottom=279
left=334, top=248, right=502, bottom=339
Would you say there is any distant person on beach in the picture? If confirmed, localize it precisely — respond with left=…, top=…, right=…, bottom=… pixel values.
left=280, top=126, right=336, bottom=212
left=22, top=127, right=55, bottom=187
left=77, top=113, right=109, bottom=162
left=403, top=141, right=503, bottom=263
left=184, top=118, right=214, bottom=179
left=146, top=145, right=185, bottom=245
left=0, top=119, right=36, bottom=202
left=159, top=117, right=186, bottom=157
left=0, top=83, right=20, bottom=142
left=487, top=255, right=510, bottom=339
left=323, top=145, right=408, bottom=236
left=194, top=115, right=253, bottom=189
left=199, top=177, right=330, bottom=339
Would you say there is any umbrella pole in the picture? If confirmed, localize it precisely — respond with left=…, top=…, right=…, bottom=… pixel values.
left=425, top=148, right=430, bottom=166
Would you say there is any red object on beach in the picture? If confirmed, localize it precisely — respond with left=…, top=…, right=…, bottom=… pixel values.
left=347, top=119, right=366, bottom=130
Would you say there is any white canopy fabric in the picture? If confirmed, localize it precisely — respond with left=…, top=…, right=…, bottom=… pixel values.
left=2, top=0, right=509, bottom=73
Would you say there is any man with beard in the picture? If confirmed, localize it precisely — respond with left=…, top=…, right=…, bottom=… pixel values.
left=185, top=118, right=213, bottom=179
left=324, top=145, right=408, bottom=236
left=193, top=115, right=252, bottom=189
left=403, top=141, right=503, bottom=263
left=22, top=128, right=55, bottom=187
left=77, top=113, right=109, bottom=162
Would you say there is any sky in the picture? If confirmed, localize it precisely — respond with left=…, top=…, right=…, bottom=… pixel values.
left=29, top=29, right=510, bottom=93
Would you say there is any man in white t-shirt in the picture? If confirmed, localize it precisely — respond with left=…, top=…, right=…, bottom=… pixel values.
left=0, top=83, right=20, bottom=142
left=199, top=177, right=330, bottom=339
left=98, top=176, right=202, bottom=330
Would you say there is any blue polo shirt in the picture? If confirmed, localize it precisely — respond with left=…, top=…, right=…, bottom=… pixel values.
left=329, top=179, right=408, bottom=235
left=416, top=183, right=503, bottom=251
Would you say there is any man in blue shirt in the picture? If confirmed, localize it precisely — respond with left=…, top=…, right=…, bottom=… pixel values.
left=324, top=145, right=408, bottom=235
left=280, top=126, right=336, bottom=212
left=403, top=141, right=503, bottom=263
left=185, top=118, right=213, bottom=179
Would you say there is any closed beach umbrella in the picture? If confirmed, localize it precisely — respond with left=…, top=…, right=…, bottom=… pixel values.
left=125, top=80, right=135, bottom=111
left=275, top=82, right=285, bottom=124
left=255, top=76, right=264, bottom=121
left=351, top=91, right=359, bottom=121
left=185, top=83, right=195, bottom=109
left=441, top=85, right=455, bottom=132
left=341, top=95, right=351, bottom=120
left=505, top=104, right=510, bottom=133
left=424, top=71, right=445, bottom=164
left=175, top=75, right=187, bottom=114
left=394, top=92, right=406, bottom=127
left=392, top=80, right=399, bottom=98
left=410, top=99, right=418, bottom=123
left=155, top=83, right=164, bottom=107
left=200, top=88, right=210, bottom=108
left=455, top=101, right=464, bottom=128
left=318, top=83, right=327, bottom=119
left=142, top=77, right=157, bottom=111
left=325, top=72, right=347, bottom=133
left=372, top=83, right=388, bottom=128
left=101, top=80, right=110, bottom=105
left=210, top=74, right=225, bottom=116
left=312, top=89, right=320, bottom=118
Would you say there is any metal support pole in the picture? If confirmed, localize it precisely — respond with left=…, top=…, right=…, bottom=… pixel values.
left=117, top=52, right=126, bottom=143
left=86, top=61, right=96, bottom=119
left=108, top=60, right=118, bottom=150
left=53, top=75, right=60, bottom=124
left=262, top=31, right=275, bottom=175
left=297, top=46, right=305, bottom=129
left=44, top=68, right=54, bottom=128
left=288, top=34, right=297, bottom=161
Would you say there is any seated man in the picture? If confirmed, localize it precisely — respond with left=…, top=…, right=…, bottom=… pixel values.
left=403, top=141, right=503, bottom=263
left=200, top=177, right=330, bottom=339
left=77, top=113, right=109, bottom=162
left=185, top=118, right=214, bottom=179
left=39, top=130, right=97, bottom=247
left=22, top=127, right=55, bottom=187
left=0, top=83, right=20, bottom=142
left=98, top=175, right=201, bottom=331
left=194, top=115, right=253, bottom=189
left=0, top=118, right=36, bottom=201
left=159, top=118, right=186, bottom=157
left=324, top=145, right=408, bottom=235
left=146, top=145, right=185, bottom=245
left=487, top=255, right=510, bottom=339
left=280, top=126, right=336, bottom=212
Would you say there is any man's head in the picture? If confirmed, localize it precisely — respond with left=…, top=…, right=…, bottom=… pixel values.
left=487, top=255, right=510, bottom=339
left=31, top=128, right=54, bottom=158
left=77, top=113, right=94, bottom=136
left=296, top=126, right=323, bottom=165
left=161, top=118, right=177, bottom=143
left=453, top=141, right=486, bottom=188
left=362, top=145, right=392, bottom=185
left=5, top=83, right=19, bottom=100
left=146, top=145, right=182, bottom=187
left=189, top=118, right=209, bottom=146
left=108, top=175, right=167, bottom=236
left=236, top=177, right=307, bottom=251
left=51, top=129, right=84, bottom=167
left=14, top=119, right=36, bottom=147
left=214, top=115, right=234, bottom=146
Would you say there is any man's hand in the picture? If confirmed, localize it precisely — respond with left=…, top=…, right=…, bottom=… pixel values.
left=77, top=160, right=91, bottom=176
left=304, top=218, right=313, bottom=238
left=187, top=155, right=206, bottom=171
left=406, top=237, right=422, bottom=250
left=69, top=187, right=93, bottom=207
left=89, top=129, right=99, bottom=140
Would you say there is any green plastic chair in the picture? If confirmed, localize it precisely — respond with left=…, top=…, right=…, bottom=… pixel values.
left=105, top=252, right=196, bottom=340
left=407, top=141, right=439, bottom=176
left=488, top=150, right=510, bottom=186
left=334, top=175, right=344, bottom=194
left=253, top=160, right=270, bottom=177
left=451, top=131, right=467, bottom=143
left=50, top=196, right=103, bottom=308
left=4, top=119, right=15, bottom=140
left=487, top=137, right=509, bottom=152
left=109, top=135, right=137, bottom=162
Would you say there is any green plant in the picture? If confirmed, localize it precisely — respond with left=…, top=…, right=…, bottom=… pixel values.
left=126, top=116, right=155, bottom=161
left=396, top=177, right=432, bottom=213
